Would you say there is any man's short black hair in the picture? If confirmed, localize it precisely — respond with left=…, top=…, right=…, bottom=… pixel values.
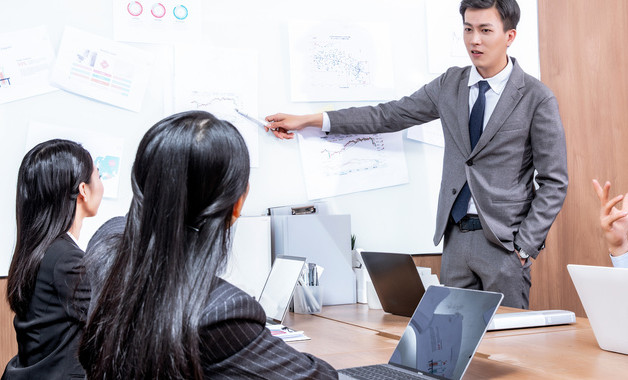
left=460, top=0, right=521, bottom=31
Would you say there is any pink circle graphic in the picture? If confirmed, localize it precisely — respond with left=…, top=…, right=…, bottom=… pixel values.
left=151, top=3, right=166, bottom=18
left=127, top=1, right=143, bottom=16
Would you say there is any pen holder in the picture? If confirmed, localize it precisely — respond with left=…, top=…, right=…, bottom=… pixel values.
left=292, top=284, right=323, bottom=314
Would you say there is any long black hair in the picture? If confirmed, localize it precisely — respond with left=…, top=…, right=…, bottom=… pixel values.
left=79, top=111, right=250, bottom=379
left=7, top=139, right=93, bottom=318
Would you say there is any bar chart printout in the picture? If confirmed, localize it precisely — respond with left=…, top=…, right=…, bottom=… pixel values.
left=51, top=26, right=153, bottom=112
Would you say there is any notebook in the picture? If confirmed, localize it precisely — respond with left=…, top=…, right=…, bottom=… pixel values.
left=360, top=251, right=427, bottom=317
left=258, top=255, right=306, bottom=325
left=567, top=264, right=628, bottom=355
left=339, top=286, right=503, bottom=380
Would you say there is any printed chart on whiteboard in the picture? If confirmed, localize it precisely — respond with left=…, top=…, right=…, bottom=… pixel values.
left=26, top=121, right=124, bottom=199
left=289, top=20, right=394, bottom=102
left=113, top=0, right=202, bottom=43
left=0, top=26, right=57, bottom=104
left=173, top=46, right=260, bottom=167
left=50, top=26, right=154, bottom=112
left=297, top=128, right=408, bottom=200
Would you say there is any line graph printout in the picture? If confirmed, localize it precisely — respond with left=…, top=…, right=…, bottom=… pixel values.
left=174, top=46, right=259, bottom=167
left=425, top=0, right=469, bottom=74
left=0, top=26, right=57, bottom=104
left=289, top=21, right=394, bottom=102
left=298, top=128, right=408, bottom=200
left=26, top=121, right=124, bottom=199
left=50, top=26, right=154, bottom=112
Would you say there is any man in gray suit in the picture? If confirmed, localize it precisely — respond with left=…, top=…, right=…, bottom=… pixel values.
left=265, top=0, right=568, bottom=308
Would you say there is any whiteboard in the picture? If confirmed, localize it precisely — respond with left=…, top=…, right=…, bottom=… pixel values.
left=0, top=0, right=539, bottom=276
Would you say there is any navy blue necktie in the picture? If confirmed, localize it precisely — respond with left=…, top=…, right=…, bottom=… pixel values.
left=451, top=80, right=490, bottom=223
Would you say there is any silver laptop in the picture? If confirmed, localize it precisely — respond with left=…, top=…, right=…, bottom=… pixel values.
left=567, top=264, right=628, bottom=355
left=339, top=286, right=503, bottom=380
left=258, top=255, right=306, bottom=325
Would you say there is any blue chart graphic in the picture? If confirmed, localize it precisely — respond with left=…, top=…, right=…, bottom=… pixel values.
left=0, top=69, right=12, bottom=87
left=95, top=155, right=120, bottom=181
left=311, top=38, right=370, bottom=89
left=319, top=134, right=386, bottom=176
left=310, top=37, right=371, bottom=89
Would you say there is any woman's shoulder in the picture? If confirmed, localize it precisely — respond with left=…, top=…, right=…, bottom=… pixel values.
left=203, top=278, right=266, bottom=325
left=43, top=234, right=84, bottom=272
left=87, top=216, right=126, bottom=252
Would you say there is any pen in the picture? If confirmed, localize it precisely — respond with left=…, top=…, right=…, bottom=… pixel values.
left=308, top=263, right=316, bottom=286
left=234, top=108, right=277, bottom=131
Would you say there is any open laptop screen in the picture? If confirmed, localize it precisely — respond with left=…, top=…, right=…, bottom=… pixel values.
left=389, top=286, right=502, bottom=380
left=258, top=256, right=305, bottom=324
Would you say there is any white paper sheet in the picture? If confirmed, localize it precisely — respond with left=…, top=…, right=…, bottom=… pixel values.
left=221, top=216, right=271, bottom=298
left=297, top=128, right=408, bottom=200
left=289, top=20, right=395, bottom=102
left=426, top=0, right=540, bottom=78
left=407, top=120, right=445, bottom=148
left=173, top=46, right=259, bottom=167
left=113, top=0, right=202, bottom=44
left=0, top=26, right=57, bottom=104
left=26, top=121, right=124, bottom=199
left=50, top=26, right=154, bottom=112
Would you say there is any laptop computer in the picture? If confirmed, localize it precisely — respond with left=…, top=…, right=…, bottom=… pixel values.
left=361, top=251, right=427, bottom=317
left=339, top=285, right=503, bottom=380
left=257, top=255, right=306, bottom=325
left=567, top=264, right=628, bottom=355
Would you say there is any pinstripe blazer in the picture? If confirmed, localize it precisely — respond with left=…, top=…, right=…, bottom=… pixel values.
left=84, top=217, right=338, bottom=379
left=200, top=278, right=337, bottom=379
left=328, top=57, right=568, bottom=258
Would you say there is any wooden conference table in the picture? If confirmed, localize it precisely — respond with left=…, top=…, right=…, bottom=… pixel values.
left=283, top=304, right=628, bottom=379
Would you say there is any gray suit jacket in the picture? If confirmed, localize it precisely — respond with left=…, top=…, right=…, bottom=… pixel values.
left=328, top=58, right=568, bottom=258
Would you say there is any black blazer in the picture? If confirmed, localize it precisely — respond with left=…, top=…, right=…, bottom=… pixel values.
left=2, top=234, right=90, bottom=380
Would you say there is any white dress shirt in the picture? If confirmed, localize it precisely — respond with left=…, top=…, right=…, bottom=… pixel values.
left=67, top=231, right=80, bottom=246
left=465, top=58, right=513, bottom=214
left=610, top=252, right=628, bottom=268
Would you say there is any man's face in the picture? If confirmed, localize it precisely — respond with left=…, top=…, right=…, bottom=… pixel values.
left=463, top=6, right=516, bottom=78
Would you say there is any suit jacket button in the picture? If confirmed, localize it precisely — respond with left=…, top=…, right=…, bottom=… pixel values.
left=466, top=160, right=473, bottom=166
left=452, top=188, right=457, bottom=195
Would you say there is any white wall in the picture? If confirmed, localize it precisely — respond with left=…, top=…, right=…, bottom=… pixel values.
left=0, top=0, right=539, bottom=275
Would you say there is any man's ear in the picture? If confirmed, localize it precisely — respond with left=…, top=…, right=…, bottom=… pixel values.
left=506, top=28, right=517, bottom=47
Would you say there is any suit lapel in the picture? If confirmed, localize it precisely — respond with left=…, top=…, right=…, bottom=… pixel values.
left=449, top=74, right=472, bottom=156
left=472, top=59, right=525, bottom=155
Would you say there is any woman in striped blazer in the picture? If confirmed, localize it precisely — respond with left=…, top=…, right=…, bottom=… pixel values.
left=79, top=111, right=337, bottom=379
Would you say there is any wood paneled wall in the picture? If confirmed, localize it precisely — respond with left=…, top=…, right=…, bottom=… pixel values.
left=1, top=0, right=627, bottom=370
left=1, top=278, right=17, bottom=369
left=531, top=0, right=628, bottom=316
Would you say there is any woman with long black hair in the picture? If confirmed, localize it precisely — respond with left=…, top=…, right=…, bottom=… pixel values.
left=79, top=111, right=337, bottom=379
left=3, top=139, right=103, bottom=379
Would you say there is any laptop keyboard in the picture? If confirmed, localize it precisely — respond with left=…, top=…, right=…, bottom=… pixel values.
left=340, top=365, right=434, bottom=379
